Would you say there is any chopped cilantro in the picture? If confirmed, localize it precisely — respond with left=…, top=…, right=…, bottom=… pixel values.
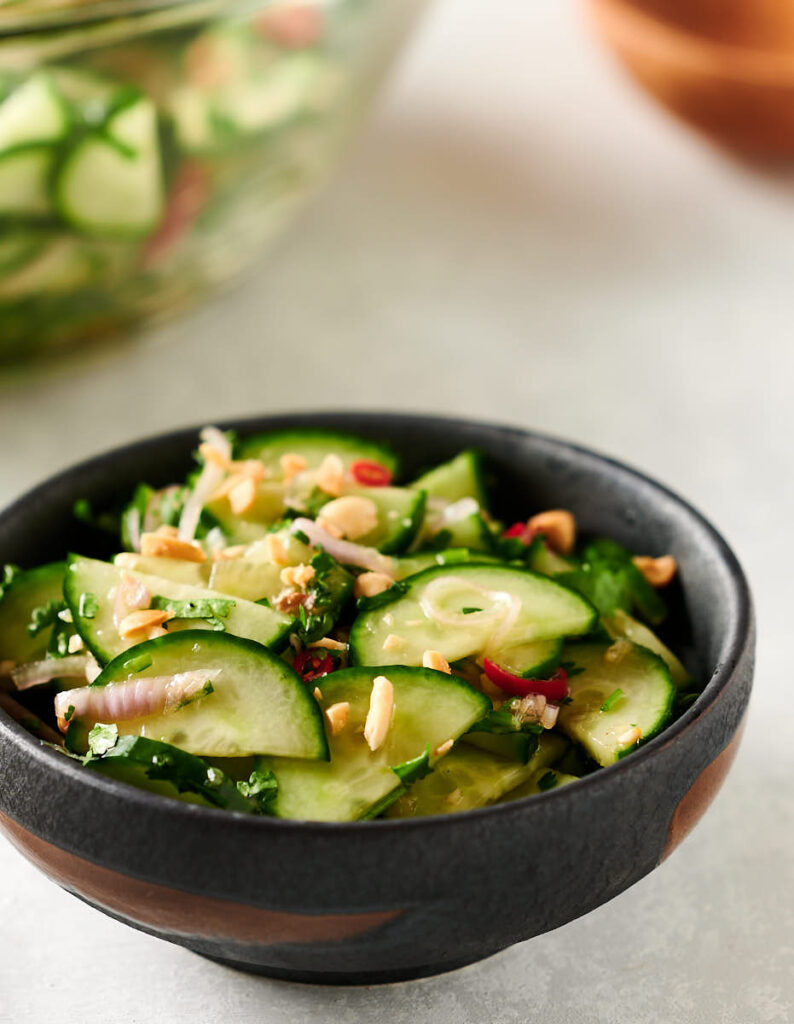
left=256, top=596, right=271, bottom=608
left=310, top=550, right=336, bottom=578
left=297, top=604, right=309, bottom=629
left=237, top=767, right=278, bottom=812
left=461, top=607, right=482, bottom=615
left=175, top=680, right=215, bottom=710
left=537, top=770, right=557, bottom=792
left=151, top=596, right=235, bottom=631
left=600, top=688, right=624, bottom=713
left=27, top=599, right=66, bottom=637
left=293, top=529, right=310, bottom=545
left=84, top=722, right=119, bottom=762
left=64, top=705, right=75, bottom=723
left=78, top=592, right=98, bottom=619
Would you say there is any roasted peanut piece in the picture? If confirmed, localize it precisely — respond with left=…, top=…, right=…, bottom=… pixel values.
left=353, top=571, right=393, bottom=599
left=422, top=650, right=452, bottom=674
left=632, top=555, right=678, bottom=588
left=140, top=533, right=207, bottom=562
left=618, top=725, right=643, bottom=747
left=315, top=453, right=345, bottom=497
left=118, top=609, right=173, bottom=639
left=280, top=452, right=307, bottom=481
left=382, top=633, right=404, bottom=652
left=433, top=738, right=454, bottom=758
left=325, top=701, right=350, bottom=737
left=280, top=564, right=316, bottom=590
left=265, top=534, right=289, bottom=566
left=364, top=675, right=394, bottom=752
left=228, top=476, right=257, bottom=516
left=317, top=495, right=378, bottom=541
left=527, top=509, right=576, bottom=555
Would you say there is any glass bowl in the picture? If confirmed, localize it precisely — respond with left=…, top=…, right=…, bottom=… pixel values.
left=0, top=0, right=424, bottom=363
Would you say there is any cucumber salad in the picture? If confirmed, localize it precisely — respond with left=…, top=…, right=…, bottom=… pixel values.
left=0, top=427, right=699, bottom=821
left=0, top=0, right=414, bottom=360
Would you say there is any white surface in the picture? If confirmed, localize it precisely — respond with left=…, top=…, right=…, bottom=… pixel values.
left=1, top=1, right=793, bottom=1021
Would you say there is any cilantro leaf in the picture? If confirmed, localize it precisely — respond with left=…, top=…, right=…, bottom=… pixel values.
left=461, top=606, right=482, bottom=615
left=175, top=680, right=215, bottom=710
left=84, top=722, right=119, bottom=762
left=151, top=595, right=235, bottom=631
left=237, top=767, right=278, bottom=812
left=27, top=599, right=66, bottom=637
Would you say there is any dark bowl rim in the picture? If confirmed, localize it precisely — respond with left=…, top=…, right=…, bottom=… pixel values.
left=0, top=410, right=753, bottom=835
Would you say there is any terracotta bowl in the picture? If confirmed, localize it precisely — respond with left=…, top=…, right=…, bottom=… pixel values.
left=588, top=0, right=794, bottom=156
left=0, top=413, right=754, bottom=984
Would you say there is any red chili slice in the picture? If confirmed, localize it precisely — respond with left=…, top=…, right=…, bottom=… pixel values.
left=293, top=650, right=335, bottom=683
left=502, top=522, right=534, bottom=545
left=482, top=659, right=569, bottom=701
left=350, top=459, right=393, bottom=487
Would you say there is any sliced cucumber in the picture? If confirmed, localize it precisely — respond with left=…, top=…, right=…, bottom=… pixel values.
left=525, top=538, right=578, bottom=576
left=0, top=236, right=96, bottom=299
left=0, top=145, right=53, bottom=217
left=261, top=665, right=490, bottom=821
left=393, top=548, right=479, bottom=580
left=435, top=510, right=494, bottom=553
left=55, top=96, right=164, bottom=239
left=0, top=562, right=65, bottom=664
left=64, top=555, right=293, bottom=664
left=409, top=450, right=487, bottom=506
left=318, top=486, right=425, bottom=554
left=463, top=729, right=539, bottom=764
left=499, top=767, right=579, bottom=802
left=112, top=554, right=209, bottom=587
left=350, top=564, right=597, bottom=672
left=386, top=732, right=567, bottom=818
left=557, top=641, right=675, bottom=767
left=87, top=631, right=327, bottom=759
left=236, top=429, right=398, bottom=479
left=603, top=608, right=693, bottom=688
left=204, top=481, right=287, bottom=546
left=0, top=73, right=69, bottom=150
left=0, top=231, right=47, bottom=276
left=87, top=734, right=264, bottom=812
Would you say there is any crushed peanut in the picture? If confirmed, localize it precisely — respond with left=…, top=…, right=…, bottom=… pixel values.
left=280, top=563, right=316, bottom=590
left=313, top=686, right=324, bottom=701
left=317, top=495, right=378, bottom=541
left=212, top=544, right=246, bottom=562
left=265, top=534, right=289, bottom=566
left=140, top=533, right=207, bottom=562
left=353, top=571, right=393, bottom=599
left=433, top=738, right=454, bottom=758
left=154, top=524, right=179, bottom=538
left=632, top=555, right=678, bottom=588
left=118, top=609, right=173, bottom=639
left=199, top=441, right=231, bottom=469
left=67, top=634, right=84, bottom=654
left=280, top=452, right=307, bottom=481
left=315, top=453, right=345, bottom=496
left=540, top=703, right=559, bottom=729
left=363, top=675, right=394, bottom=752
left=422, top=650, right=452, bottom=674
left=325, top=701, right=350, bottom=736
left=527, top=509, right=576, bottom=555
left=57, top=608, right=73, bottom=623
left=308, top=637, right=348, bottom=652
left=382, top=633, right=404, bottom=652
left=317, top=519, right=344, bottom=539
left=228, top=476, right=257, bottom=516
left=228, top=459, right=267, bottom=481
left=619, top=725, right=643, bottom=747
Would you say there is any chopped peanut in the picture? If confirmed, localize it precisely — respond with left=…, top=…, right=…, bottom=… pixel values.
left=114, top=552, right=139, bottom=569
left=212, top=544, right=246, bottom=562
left=118, top=609, right=173, bottom=639
left=229, top=476, right=257, bottom=516
left=280, top=564, right=316, bottom=590
left=540, top=703, right=559, bottom=729
left=308, top=637, right=348, bottom=652
left=318, top=520, right=344, bottom=539
left=228, top=459, right=267, bottom=481
left=353, top=571, right=393, bottom=599
left=318, top=495, right=378, bottom=541
left=382, top=633, right=404, bottom=652
left=154, top=524, right=179, bottom=538
left=325, top=701, right=350, bottom=737
left=208, top=474, right=241, bottom=503
left=433, top=739, right=454, bottom=758
left=265, top=534, right=289, bottom=565
left=315, top=453, right=345, bottom=496
left=140, top=533, right=207, bottom=562
left=313, top=686, right=324, bottom=701
left=363, top=675, right=394, bottom=752
left=423, top=650, right=452, bottom=674
left=618, top=725, right=643, bottom=747
left=118, top=571, right=151, bottom=613
left=632, top=555, right=678, bottom=588
left=199, top=441, right=231, bottom=469
left=280, top=452, right=307, bottom=481
left=67, top=634, right=84, bottom=654
left=527, top=510, right=576, bottom=555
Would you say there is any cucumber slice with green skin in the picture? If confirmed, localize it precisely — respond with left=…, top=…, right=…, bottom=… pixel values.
left=386, top=732, right=568, bottom=818
left=318, top=487, right=426, bottom=555
left=498, top=767, right=579, bottom=803
left=64, top=555, right=293, bottom=665
left=204, top=482, right=287, bottom=546
left=89, top=631, right=328, bottom=759
left=393, top=548, right=478, bottom=580
left=87, top=734, right=264, bottom=812
left=603, top=609, right=693, bottom=688
left=0, top=73, right=69, bottom=149
left=0, top=562, right=65, bottom=664
left=557, top=641, right=675, bottom=767
left=525, top=538, right=579, bottom=576
left=260, top=666, right=490, bottom=822
left=0, top=145, right=53, bottom=217
left=350, top=564, right=597, bottom=672
left=463, top=729, right=539, bottom=764
left=236, top=429, right=398, bottom=479
left=55, top=96, right=164, bottom=239
left=433, top=511, right=494, bottom=554
left=113, top=554, right=209, bottom=587
left=410, top=450, right=487, bottom=506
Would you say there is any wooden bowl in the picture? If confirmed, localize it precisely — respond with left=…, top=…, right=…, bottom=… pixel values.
left=588, top=0, right=794, bottom=156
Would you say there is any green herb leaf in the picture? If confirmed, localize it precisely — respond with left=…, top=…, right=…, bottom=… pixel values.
left=151, top=596, right=235, bottom=631
left=461, top=606, right=482, bottom=615
left=27, top=599, right=66, bottom=637
left=85, top=722, right=119, bottom=762
left=79, top=592, right=98, bottom=619
left=64, top=705, right=75, bottom=723
left=293, top=529, right=310, bottom=545
left=175, top=680, right=215, bottom=711
left=600, top=688, right=624, bottom=713
left=237, top=767, right=278, bottom=812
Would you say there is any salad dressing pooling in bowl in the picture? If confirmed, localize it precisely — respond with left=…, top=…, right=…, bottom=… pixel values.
left=0, top=427, right=698, bottom=820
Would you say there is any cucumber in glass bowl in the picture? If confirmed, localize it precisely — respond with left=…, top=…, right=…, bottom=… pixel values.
left=0, top=0, right=427, bottom=363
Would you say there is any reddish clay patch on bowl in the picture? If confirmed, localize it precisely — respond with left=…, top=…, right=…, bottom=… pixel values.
left=663, top=717, right=746, bottom=860
left=0, top=811, right=400, bottom=944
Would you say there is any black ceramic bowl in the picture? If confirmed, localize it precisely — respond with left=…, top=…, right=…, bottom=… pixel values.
left=0, top=413, right=754, bottom=985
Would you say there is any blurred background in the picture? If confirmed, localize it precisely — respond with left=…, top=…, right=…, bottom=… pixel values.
left=1, top=1, right=792, bottom=1022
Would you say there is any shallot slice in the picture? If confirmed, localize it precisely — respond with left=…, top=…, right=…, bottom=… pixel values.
left=178, top=427, right=232, bottom=542
left=290, top=518, right=395, bottom=576
left=54, top=668, right=220, bottom=731
left=12, top=656, right=92, bottom=692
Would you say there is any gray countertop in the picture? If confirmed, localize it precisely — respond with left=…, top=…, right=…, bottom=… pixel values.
left=1, top=2, right=792, bottom=1021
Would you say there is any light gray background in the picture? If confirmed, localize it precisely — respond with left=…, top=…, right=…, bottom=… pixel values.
left=1, top=2, right=792, bottom=1021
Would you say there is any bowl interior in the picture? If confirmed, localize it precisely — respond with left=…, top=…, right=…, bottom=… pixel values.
left=622, top=0, right=794, bottom=51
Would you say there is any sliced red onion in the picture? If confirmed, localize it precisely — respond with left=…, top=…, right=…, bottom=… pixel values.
left=12, top=655, right=92, bottom=691
left=290, top=518, right=395, bottom=576
left=54, top=668, right=220, bottom=729
left=178, top=426, right=232, bottom=542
